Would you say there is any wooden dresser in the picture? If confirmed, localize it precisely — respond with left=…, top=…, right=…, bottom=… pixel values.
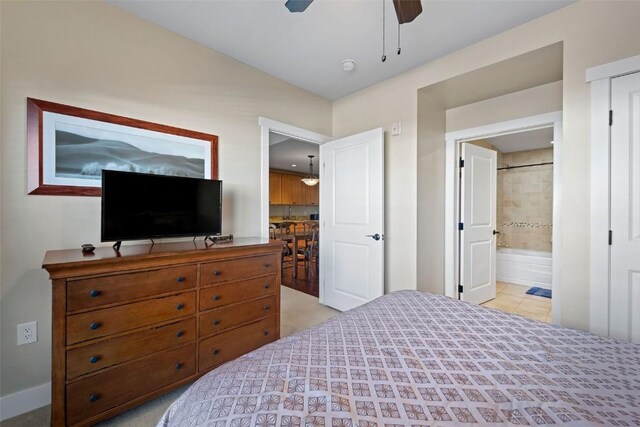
left=42, top=238, right=282, bottom=427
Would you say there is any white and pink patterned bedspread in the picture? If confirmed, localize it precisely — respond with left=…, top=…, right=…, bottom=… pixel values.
left=158, top=291, right=640, bottom=426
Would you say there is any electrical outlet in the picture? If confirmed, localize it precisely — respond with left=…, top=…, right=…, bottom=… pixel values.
left=17, top=321, right=37, bottom=345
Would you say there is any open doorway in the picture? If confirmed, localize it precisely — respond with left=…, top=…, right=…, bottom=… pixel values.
left=259, top=117, right=330, bottom=302
left=269, top=132, right=321, bottom=297
left=445, top=111, right=562, bottom=324
left=260, top=118, right=386, bottom=312
left=464, top=127, right=554, bottom=322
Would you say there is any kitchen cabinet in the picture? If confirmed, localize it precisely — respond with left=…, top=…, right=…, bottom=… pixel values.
left=304, top=183, right=319, bottom=205
left=270, top=170, right=318, bottom=206
left=269, top=172, right=282, bottom=204
left=275, top=172, right=302, bottom=205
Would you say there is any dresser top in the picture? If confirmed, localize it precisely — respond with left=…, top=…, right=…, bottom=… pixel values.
left=43, top=237, right=282, bottom=277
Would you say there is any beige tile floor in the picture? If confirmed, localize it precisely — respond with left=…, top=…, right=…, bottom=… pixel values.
left=481, top=281, right=552, bottom=323
left=0, top=287, right=339, bottom=427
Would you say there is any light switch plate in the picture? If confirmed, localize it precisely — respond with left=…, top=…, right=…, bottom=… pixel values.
left=391, top=121, right=401, bottom=136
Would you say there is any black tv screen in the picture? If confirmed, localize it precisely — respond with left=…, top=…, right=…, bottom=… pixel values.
left=101, top=170, right=222, bottom=243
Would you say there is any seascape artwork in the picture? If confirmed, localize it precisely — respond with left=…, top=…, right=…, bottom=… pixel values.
left=54, top=127, right=205, bottom=180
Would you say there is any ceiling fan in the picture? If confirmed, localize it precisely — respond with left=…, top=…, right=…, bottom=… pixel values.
left=285, top=0, right=423, bottom=62
left=285, top=0, right=422, bottom=23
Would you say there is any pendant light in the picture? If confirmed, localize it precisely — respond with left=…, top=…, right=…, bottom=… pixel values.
left=301, top=155, right=319, bottom=186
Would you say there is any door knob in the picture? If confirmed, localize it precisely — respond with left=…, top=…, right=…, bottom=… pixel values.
left=366, top=234, right=381, bottom=241
left=493, top=230, right=500, bottom=235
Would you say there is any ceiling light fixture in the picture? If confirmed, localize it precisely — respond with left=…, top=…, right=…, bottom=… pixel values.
left=301, top=155, right=319, bottom=186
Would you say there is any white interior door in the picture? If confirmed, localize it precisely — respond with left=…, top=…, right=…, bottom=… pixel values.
left=459, top=143, right=497, bottom=304
left=610, top=71, right=640, bottom=343
left=320, top=128, right=384, bottom=312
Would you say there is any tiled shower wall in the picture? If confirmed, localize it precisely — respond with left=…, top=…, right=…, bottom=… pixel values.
left=497, top=148, right=553, bottom=252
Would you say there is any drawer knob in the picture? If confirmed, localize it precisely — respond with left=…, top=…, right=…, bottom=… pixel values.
left=89, top=355, right=100, bottom=364
left=213, top=295, right=221, bottom=301
left=264, top=305, right=271, bottom=311
left=89, top=322, right=101, bottom=330
left=176, top=330, right=184, bottom=338
left=176, top=304, right=185, bottom=310
left=176, top=276, right=185, bottom=283
left=175, top=363, right=184, bottom=370
left=213, top=319, right=220, bottom=326
left=213, top=271, right=222, bottom=276
left=264, top=262, right=271, bottom=268
left=89, top=290, right=101, bottom=298
left=264, top=284, right=270, bottom=289
left=212, top=349, right=220, bottom=355
left=89, top=394, right=100, bottom=403
left=263, top=330, right=269, bottom=336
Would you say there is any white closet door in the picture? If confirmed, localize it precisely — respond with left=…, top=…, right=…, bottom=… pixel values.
left=610, top=71, right=640, bottom=343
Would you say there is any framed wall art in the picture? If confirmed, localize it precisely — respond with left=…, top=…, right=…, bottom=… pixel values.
left=27, top=98, right=219, bottom=196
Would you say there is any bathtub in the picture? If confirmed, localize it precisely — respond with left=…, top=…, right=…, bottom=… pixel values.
left=496, top=248, right=552, bottom=290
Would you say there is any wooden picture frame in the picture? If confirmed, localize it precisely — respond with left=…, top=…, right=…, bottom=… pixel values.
left=27, top=98, right=219, bottom=196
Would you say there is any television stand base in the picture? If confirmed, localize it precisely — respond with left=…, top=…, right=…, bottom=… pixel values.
left=205, top=234, right=233, bottom=244
left=113, top=241, right=122, bottom=251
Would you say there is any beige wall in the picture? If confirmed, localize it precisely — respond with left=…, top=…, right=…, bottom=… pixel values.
left=333, top=1, right=640, bottom=331
left=0, top=1, right=332, bottom=397
left=416, top=92, right=445, bottom=294
left=447, top=81, right=563, bottom=133
left=498, top=149, right=554, bottom=252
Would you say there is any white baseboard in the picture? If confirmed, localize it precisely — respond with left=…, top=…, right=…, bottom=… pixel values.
left=0, top=382, right=51, bottom=421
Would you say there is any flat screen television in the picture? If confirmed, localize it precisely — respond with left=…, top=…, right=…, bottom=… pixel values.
left=101, top=170, right=222, bottom=246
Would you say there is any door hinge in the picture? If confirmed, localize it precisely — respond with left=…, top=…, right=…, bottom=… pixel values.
left=458, top=284, right=464, bottom=293
left=459, top=158, right=465, bottom=168
left=608, top=230, right=612, bottom=245
left=458, top=222, right=464, bottom=231
left=609, top=110, right=613, bottom=126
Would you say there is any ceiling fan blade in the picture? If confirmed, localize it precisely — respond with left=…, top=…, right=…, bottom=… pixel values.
left=285, top=0, right=313, bottom=13
left=392, top=0, right=422, bottom=24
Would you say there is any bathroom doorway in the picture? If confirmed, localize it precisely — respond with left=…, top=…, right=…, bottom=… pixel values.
left=445, top=112, right=562, bottom=323
left=466, top=128, right=554, bottom=322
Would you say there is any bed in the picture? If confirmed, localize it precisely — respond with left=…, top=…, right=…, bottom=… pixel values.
left=158, top=291, right=640, bottom=426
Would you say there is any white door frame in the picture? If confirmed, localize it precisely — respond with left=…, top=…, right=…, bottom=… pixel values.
left=587, top=54, right=640, bottom=337
left=259, top=117, right=331, bottom=302
left=444, top=111, right=563, bottom=322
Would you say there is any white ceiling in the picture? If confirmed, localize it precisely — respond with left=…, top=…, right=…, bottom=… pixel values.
left=484, top=127, right=554, bottom=153
left=269, top=134, right=320, bottom=173
left=109, top=0, right=573, bottom=101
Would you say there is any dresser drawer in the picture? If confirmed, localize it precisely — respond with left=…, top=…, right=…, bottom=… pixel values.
left=199, top=317, right=277, bottom=372
left=200, top=276, right=276, bottom=311
left=66, top=343, right=195, bottom=426
left=199, top=295, right=276, bottom=338
left=66, top=317, right=195, bottom=380
left=67, top=265, right=196, bottom=312
left=67, top=292, right=195, bottom=345
left=201, top=254, right=277, bottom=285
